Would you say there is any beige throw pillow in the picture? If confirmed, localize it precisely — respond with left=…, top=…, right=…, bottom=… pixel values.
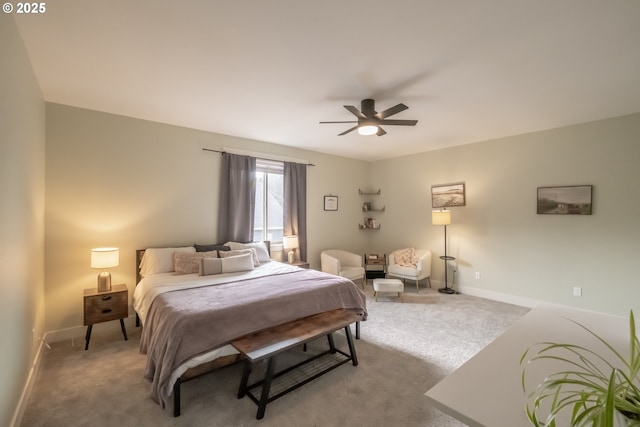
left=394, top=247, right=417, bottom=267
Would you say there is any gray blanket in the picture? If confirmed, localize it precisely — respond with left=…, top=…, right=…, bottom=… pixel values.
left=140, top=268, right=367, bottom=407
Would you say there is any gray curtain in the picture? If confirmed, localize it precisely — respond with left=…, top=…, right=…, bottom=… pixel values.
left=217, top=153, right=256, bottom=243
left=283, top=161, right=307, bottom=261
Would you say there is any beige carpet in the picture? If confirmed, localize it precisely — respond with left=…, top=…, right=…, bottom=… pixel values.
left=21, top=286, right=529, bottom=426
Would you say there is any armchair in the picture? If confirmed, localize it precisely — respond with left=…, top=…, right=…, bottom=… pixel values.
left=387, top=248, right=432, bottom=292
left=320, top=250, right=365, bottom=289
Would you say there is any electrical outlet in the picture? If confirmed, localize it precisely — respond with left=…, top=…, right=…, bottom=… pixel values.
left=573, top=287, right=582, bottom=297
left=475, top=272, right=481, bottom=280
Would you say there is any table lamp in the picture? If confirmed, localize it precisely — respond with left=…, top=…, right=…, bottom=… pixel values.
left=283, top=235, right=299, bottom=264
left=91, top=247, right=119, bottom=292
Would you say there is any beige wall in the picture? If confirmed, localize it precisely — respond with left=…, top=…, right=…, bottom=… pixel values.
left=371, top=113, right=640, bottom=316
left=1, top=15, right=46, bottom=427
left=45, top=103, right=370, bottom=334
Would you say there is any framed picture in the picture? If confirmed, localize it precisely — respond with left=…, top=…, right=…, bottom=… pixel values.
left=432, top=182, right=466, bottom=208
left=324, top=195, right=338, bottom=211
left=537, top=185, right=592, bottom=215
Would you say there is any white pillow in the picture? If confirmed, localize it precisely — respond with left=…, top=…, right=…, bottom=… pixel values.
left=225, top=241, right=271, bottom=263
left=219, top=248, right=260, bottom=267
left=200, top=257, right=223, bottom=276
left=139, top=246, right=195, bottom=276
left=221, top=253, right=255, bottom=273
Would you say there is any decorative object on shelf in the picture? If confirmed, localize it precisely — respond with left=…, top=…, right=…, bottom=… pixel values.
left=537, top=185, right=592, bottom=215
left=324, top=195, right=338, bottom=211
left=520, top=310, right=640, bottom=426
left=91, top=247, right=119, bottom=292
left=360, top=218, right=380, bottom=229
left=283, top=235, right=299, bottom=264
left=359, top=189, right=384, bottom=228
left=432, top=210, right=455, bottom=294
left=432, top=182, right=466, bottom=208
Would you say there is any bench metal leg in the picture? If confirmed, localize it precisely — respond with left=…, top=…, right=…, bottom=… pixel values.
left=344, top=325, right=358, bottom=366
left=237, top=360, right=252, bottom=399
left=327, top=333, right=336, bottom=353
left=355, top=321, right=360, bottom=339
left=257, top=357, right=277, bottom=420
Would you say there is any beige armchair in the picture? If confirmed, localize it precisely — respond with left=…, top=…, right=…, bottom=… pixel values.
left=387, top=248, right=432, bottom=292
left=320, top=249, right=365, bottom=289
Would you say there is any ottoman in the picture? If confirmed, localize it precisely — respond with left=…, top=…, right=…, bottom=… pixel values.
left=372, top=278, right=404, bottom=301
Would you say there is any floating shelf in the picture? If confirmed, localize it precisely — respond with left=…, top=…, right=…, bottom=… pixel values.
left=362, top=206, right=385, bottom=212
left=358, top=189, right=381, bottom=195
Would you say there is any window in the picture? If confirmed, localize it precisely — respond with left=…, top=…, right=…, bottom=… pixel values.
left=253, top=159, right=284, bottom=243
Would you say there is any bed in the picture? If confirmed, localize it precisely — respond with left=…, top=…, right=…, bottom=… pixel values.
left=132, top=241, right=368, bottom=412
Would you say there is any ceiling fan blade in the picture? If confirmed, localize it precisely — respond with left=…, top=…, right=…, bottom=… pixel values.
left=319, top=121, right=358, bottom=124
left=376, top=127, right=387, bottom=136
left=344, top=105, right=367, bottom=119
left=378, top=119, right=418, bottom=126
left=376, top=103, right=408, bottom=119
left=338, top=125, right=359, bottom=136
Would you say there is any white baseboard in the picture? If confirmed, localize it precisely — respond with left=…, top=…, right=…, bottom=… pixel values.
left=456, top=285, right=541, bottom=308
left=10, top=339, right=45, bottom=427
left=44, top=314, right=138, bottom=343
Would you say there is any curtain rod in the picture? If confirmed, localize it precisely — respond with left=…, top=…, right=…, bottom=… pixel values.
left=202, top=148, right=315, bottom=166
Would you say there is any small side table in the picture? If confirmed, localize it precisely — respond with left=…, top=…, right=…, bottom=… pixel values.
left=438, top=256, right=456, bottom=294
left=364, top=254, right=386, bottom=281
left=83, top=283, right=128, bottom=350
left=289, top=261, right=309, bottom=269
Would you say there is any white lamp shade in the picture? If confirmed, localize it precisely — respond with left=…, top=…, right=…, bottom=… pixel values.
left=283, top=235, right=299, bottom=250
left=91, top=248, right=119, bottom=269
left=432, top=210, right=451, bottom=226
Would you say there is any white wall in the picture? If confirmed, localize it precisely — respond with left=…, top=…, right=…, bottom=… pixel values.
left=371, top=113, right=640, bottom=316
left=0, top=15, right=46, bottom=427
left=44, top=103, right=370, bottom=334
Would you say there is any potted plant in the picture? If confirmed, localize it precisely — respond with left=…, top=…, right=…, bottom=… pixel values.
left=520, top=311, right=640, bottom=426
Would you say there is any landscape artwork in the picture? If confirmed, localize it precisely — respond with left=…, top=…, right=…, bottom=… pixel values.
left=432, top=183, right=466, bottom=208
left=537, top=185, right=592, bottom=215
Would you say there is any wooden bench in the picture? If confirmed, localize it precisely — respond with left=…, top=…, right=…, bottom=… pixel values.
left=231, top=309, right=361, bottom=419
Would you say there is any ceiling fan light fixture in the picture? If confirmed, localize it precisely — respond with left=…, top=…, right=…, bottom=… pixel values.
left=358, top=125, right=378, bottom=136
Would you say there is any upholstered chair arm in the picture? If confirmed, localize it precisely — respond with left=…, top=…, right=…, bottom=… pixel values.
left=320, top=253, right=341, bottom=275
left=388, top=252, right=397, bottom=267
left=416, top=251, right=432, bottom=276
left=340, top=251, right=363, bottom=268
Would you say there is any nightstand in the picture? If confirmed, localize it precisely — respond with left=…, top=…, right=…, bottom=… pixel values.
left=289, top=261, right=310, bottom=269
left=83, top=283, right=128, bottom=350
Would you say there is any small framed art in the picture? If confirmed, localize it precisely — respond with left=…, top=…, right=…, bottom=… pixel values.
left=324, top=195, right=338, bottom=211
left=537, top=185, right=592, bottom=215
left=432, top=182, right=466, bottom=208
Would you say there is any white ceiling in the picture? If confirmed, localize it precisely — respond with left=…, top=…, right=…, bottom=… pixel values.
left=14, top=0, right=640, bottom=161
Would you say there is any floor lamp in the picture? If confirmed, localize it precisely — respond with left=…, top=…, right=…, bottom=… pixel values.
left=432, top=209, right=455, bottom=294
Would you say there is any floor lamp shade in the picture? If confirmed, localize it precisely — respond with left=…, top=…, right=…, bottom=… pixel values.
left=432, top=210, right=451, bottom=225
left=91, top=247, right=119, bottom=292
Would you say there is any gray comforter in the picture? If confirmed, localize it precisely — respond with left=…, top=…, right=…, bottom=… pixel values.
left=140, top=268, right=367, bottom=407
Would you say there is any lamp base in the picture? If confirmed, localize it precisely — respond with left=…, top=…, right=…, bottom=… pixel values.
left=438, top=287, right=456, bottom=294
left=97, top=271, right=112, bottom=292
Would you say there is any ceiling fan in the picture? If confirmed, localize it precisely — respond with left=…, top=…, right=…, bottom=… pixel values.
left=320, top=98, right=418, bottom=136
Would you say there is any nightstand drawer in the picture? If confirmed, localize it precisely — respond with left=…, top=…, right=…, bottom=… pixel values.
left=83, top=286, right=128, bottom=325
